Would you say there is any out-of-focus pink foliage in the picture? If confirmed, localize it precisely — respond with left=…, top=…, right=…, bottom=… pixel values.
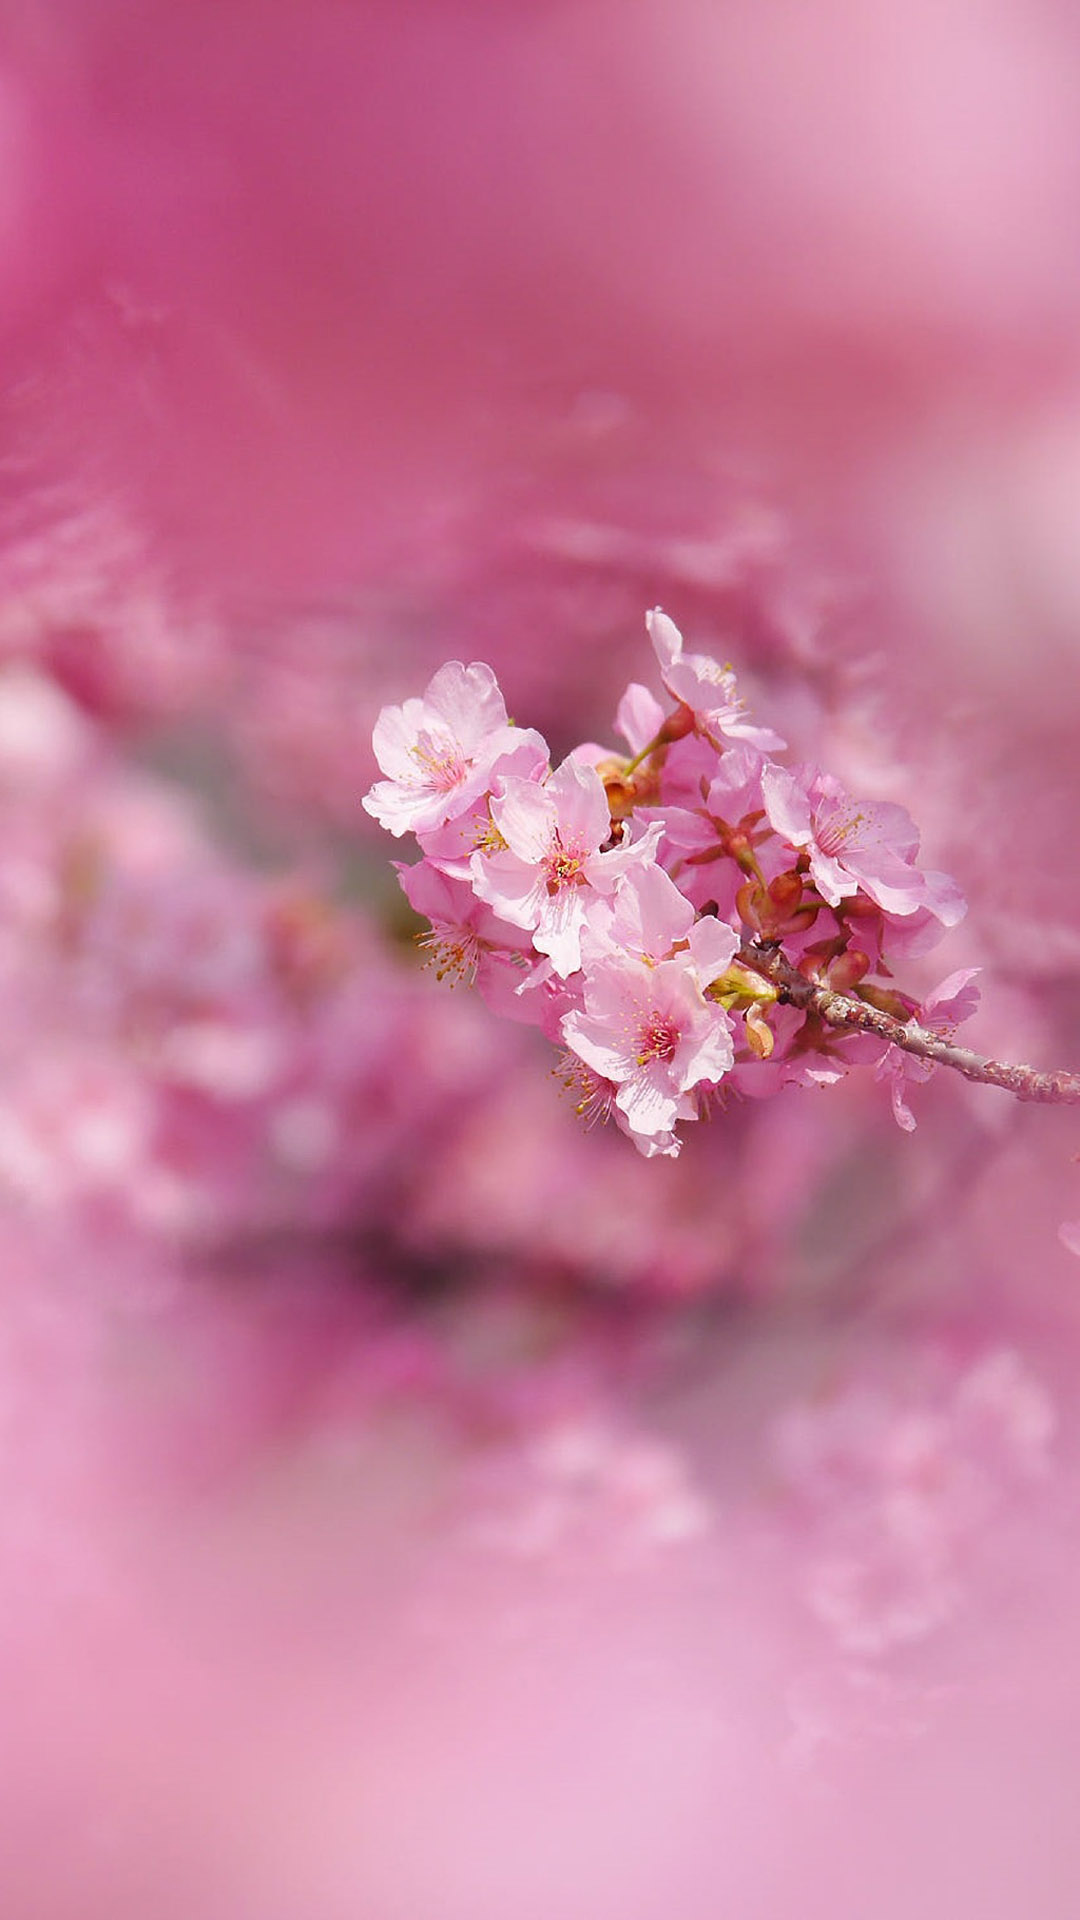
left=0, top=2, right=1079, bottom=1915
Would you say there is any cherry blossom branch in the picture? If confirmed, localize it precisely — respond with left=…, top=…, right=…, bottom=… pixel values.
left=365, top=617, right=1080, bottom=1153
left=743, top=940, right=1080, bottom=1105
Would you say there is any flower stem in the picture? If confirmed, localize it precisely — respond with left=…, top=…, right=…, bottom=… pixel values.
left=621, top=731, right=667, bottom=778
left=741, top=940, right=1080, bottom=1105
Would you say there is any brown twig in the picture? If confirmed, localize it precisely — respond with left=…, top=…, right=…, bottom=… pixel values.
left=741, top=940, right=1080, bottom=1105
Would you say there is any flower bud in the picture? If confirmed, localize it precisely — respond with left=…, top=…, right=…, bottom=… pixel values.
left=736, top=879, right=768, bottom=931
left=657, top=702, right=696, bottom=744
left=768, top=870, right=804, bottom=913
left=744, top=1004, right=775, bottom=1059
left=829, top=948, right=871, bottom=993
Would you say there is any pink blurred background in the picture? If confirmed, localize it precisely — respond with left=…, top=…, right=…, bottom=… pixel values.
left=2, top=3, right=1080, bottom=1914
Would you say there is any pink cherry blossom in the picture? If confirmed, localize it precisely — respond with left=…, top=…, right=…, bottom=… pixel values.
left=363, top=660, right=544, bottom=838
left=471, top=758, right=660, bottom=978
left=414, top=729, right=551, bottom=879
left=395, top=858, right=534, bottom=1002
left=583, top=862, right=697, bottom=967
left=646, top=607, right=786, bottom=751
left=761, top=762, right=945, bottom=917
left=560, top=934, right=737, bottom=1152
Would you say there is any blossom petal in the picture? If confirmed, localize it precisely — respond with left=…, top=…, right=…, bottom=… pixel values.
left=490, top=778, right=556, bottom=865
left=616, top=1064, right=681, bottom=1136
left=370, top=696, right=427, bottom=782
left=546, top=757, right=610, bottom=851
left=561, top=1009, right=634, bottom=1084
left=534, top=884, right=589, bottom=977
left=686, top=915, right=739, bottom=985
left=423, top=660, right=508, bottom=749
left=760, top=762, right=813, bottom=845
left=615, top=682, right=665, bottom=756
left=646, top=607, right=683, bottom=680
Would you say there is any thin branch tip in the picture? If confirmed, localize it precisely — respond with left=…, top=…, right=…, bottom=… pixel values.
left=741, top=940, right=1080, bottom=1107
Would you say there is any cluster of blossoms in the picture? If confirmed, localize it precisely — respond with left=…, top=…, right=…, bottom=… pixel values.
left=364, top=610, right=975, bottom=1157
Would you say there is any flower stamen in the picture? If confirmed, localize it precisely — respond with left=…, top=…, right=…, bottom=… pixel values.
left=636, top=1012, right=680, bottom=1066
